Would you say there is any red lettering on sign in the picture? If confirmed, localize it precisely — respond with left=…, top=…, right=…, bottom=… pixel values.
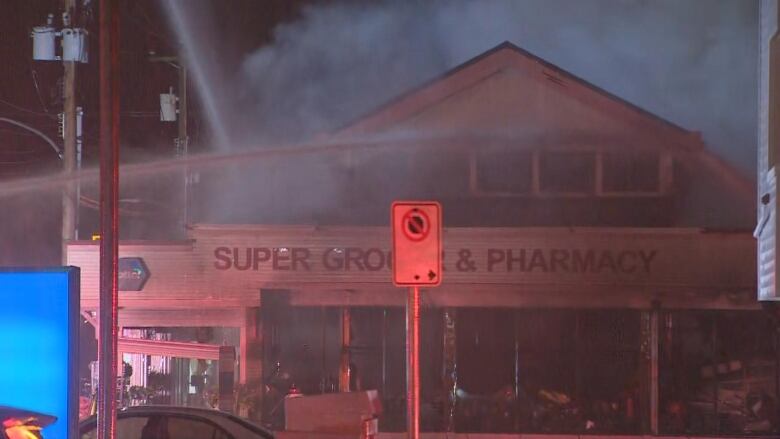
left=214, top=247, right=232, bottom=270
left=233, top=247, right=252, bottom=271
left=323, top=248, right=344, bottom=270
left=252, top=248, right=271, bottom=270
left=506, top=249, right=525, bottom=271
left=345, top=248, right=365, bottom=271
left=273, top=249, right=291, bottom=271
left=487, top=249, right=504, bottom=272
left=550, top=249, right=570, bottom=272
left=292, top=248, right=311, bottom=271
left=364, top=248, right=385, bottom=272
left=210, top=247, right=657, bottom=274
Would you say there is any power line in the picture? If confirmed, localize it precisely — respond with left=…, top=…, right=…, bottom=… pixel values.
left=0, top=117, right=62, bottom=158
left=30, top=68, right=50, bottom=114
left=0, top=97, right=56, bottom=118
left=0, top=127, right=48, bottom=138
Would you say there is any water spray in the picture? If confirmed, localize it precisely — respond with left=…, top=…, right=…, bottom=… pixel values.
left=161, top=0, right=231, bottom=150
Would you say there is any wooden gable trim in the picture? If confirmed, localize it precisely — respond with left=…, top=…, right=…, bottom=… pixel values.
left=333, top=49, right=518, bottom=137
left=332, top=42, right=700, bottom=151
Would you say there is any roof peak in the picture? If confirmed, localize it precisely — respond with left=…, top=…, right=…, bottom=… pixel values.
left=334, top=40, right=693, bottom=138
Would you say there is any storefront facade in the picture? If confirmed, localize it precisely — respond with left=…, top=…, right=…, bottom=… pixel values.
left=68, top=42, right=766, bottom=435
left=68, top=225, right=763, bottom=434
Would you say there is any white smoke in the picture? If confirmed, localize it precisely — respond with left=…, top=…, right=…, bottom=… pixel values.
left=236, top=0, right=757, bottom=174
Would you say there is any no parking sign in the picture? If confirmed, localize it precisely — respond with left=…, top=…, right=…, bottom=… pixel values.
left=391, top=201, right=442, bottom=287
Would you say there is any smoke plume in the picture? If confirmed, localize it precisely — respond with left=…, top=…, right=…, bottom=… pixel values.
left=237, top=0, right=757, bottom=174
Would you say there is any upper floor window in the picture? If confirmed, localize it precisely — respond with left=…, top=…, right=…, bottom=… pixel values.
left=471, top=146, right=669, bottom=197
left=601, top=151, right=660, bottom=193
left=475, top=146, right=533, bottom=194
left=539, top=150, right=596, bottom=194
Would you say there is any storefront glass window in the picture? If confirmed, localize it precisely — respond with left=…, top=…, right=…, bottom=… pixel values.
left=659, top=310, right=778, bottom=436
left=453, top=309, right=640, bottom=434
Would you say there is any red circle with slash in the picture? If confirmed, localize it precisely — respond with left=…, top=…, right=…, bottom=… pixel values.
left=402, top=208, right=430, bottom=242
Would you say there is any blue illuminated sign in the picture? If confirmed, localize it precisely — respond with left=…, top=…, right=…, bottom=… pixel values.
left=118, top=257, right=149, bottom=291
left=0, top=268, right=79, bottom=439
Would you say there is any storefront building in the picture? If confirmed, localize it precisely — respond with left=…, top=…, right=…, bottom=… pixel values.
left=68, top=43, right=768, bottom=436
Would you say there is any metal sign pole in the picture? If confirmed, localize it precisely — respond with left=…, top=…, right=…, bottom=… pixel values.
left=97, top=0, right=119, bottom=438
left=406, top=286, right=420, bottom=439
left=393, top=201, right=440, bottom=439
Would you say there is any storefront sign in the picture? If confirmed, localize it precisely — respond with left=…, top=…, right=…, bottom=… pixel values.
left=67, top=226, right=756, bottom=309
left=213, top=246, right=657, bottom=275
left=191, top=226, right=754, bottom=292
left=118, top=257, right=150, bottom=291
left=485, top=248, right=656, bottom=274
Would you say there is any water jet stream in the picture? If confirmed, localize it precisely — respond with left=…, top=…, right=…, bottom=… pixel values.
left=0, top=132, right=680, bottom=199
left=161, top=0, right=231, bottom=149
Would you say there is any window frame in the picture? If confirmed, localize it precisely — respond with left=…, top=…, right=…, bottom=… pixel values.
left=469, top=146, right=672, bottom=198
left=598, top=149, right=671, bottom=197
left=470, top=145, right=535, bottom=196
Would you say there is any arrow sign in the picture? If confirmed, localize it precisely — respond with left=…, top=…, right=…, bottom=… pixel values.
left=118, top=257, right=150, bottom=291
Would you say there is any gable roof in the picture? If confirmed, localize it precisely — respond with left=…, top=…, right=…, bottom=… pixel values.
left=333, top=42, right=695, bottom=145
left=331, top=41, right=754, bottom=201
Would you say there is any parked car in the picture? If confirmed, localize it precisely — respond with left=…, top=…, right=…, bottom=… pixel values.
left=79, top=406, right=273, bottom=439
left=1, top=406, right=56, bottom=439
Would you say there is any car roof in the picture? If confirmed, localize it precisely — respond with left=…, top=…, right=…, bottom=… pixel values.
left=79, top=405, right=273, bottom=438
left=123, top=406, right=232, bottom=417
left=81, top=405, right=232, bottom=420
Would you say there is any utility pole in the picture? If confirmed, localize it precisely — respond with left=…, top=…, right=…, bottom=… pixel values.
left=32, top=0, right=88, bottom=262
left=177, top=61, right=189, bottom=227
left=61, top=0, right=78, bottom=264
left=151, top=54, right=189, bottom=228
